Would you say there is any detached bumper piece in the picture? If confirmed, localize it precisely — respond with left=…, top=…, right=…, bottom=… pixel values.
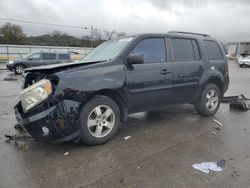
left=222, top=94, right=250, bottom=111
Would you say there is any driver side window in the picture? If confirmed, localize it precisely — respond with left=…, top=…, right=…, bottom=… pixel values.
left=130, top=38, right=166, bottom=63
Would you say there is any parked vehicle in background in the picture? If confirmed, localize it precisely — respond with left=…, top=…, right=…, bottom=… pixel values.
left=237, top=54, right=250, bottom=67
left=6, top=52, right=72, bottom=74
left=15, top=31, right=229, bottom=145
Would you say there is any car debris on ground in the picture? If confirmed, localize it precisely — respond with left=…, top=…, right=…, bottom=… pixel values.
left=5, top=133, right=34, bottom=142
left=16, top=142, right=30, bottom=151
left=222, top=94, right=250, bottom=111
left=210, top=131, right=217, bottom=135
left=4, top=133, right=32, bottom=151
left=213, top=119, right=223, bottom=126
left=124, top=136, right=132, bottom=140
left=3, top=77, right=18, bottom=81
left=192, top=160, right=226, bottom=174
left=64, top=152, right=69, bottom=156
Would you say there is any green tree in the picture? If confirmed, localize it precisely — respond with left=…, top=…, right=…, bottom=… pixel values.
left=0, top=22, right=26, bottom=44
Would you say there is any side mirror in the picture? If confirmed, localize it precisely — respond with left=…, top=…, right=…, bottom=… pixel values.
left=126, top=52, right=144, bottom=65
left=28, top=56, right=32, bottom=60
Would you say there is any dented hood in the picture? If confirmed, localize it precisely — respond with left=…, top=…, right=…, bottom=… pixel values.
left=25, top=60, right=106, bottom=73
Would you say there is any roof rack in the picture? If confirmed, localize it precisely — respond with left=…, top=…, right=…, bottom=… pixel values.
left=168, top=31, right=210, bottom=37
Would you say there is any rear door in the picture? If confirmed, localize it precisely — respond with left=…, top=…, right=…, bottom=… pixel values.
left=170, top=37, right=204, bottom=103
left=42, top=53, right=57, bottom=65
left=58, top=53, right=70, bottom=63
left=125, top=37, right=174, bottom=113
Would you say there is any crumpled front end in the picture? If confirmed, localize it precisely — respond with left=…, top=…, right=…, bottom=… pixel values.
left=15, top=72, right=82, bottom=143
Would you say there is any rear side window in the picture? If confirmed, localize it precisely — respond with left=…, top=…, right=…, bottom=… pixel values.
left=43, top=53, right=56, bottom=60
left=59, top=54, right=70, bottom=60
left=130, top=38, right=166, bottom=63
left=203, top=40, right=223, bottom=60
left=171, top=38, right=200, bottom=61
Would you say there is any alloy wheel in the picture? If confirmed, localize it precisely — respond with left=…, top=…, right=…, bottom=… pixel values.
left=205, top=89, right=219, bottom=111
left=87, top=105, right=115, bottom=138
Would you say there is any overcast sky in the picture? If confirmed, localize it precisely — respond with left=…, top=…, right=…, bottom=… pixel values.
left=0, top=0, right=250, bottom=41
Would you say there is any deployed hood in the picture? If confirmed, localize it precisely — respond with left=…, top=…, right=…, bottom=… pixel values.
left=25, top=60, right=107, bottom=73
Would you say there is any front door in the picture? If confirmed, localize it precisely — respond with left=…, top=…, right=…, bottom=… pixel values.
left=125, top=37, right=174, bottom=113
left=28, top=53, right=42, bottom=67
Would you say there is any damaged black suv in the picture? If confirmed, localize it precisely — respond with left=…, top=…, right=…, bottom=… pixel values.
left=15, top=31, right=229, bottom=145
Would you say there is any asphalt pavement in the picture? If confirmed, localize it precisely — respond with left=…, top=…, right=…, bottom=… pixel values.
left=0, top=61, right=250, bottom=188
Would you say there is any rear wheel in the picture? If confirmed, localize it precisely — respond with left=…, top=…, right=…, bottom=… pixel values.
left=14, top=64, right=25, bottom=74
left=195, top=84, right=221, bottom=116
left=79, top=95, right=120, bottom=145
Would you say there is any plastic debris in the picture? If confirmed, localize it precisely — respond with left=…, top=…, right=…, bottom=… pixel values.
left=217, top=159, right=226, bottom=168
left=3, top=77, right=18, bottom=81
left=222, top=94, right=250, bottom=103
left=16, top=142, right=30, bottom=151
left=5, top=133, right=33, bottom=142
left=124, top=136, right=131, bottom=140
left=230, top=100, right=249, bottom=111
left=64, top=152, right=69, bottom=156
left=215, top=127, right=221, bottom=131
left=192, top=161, right=225, bottom=174
left=213, top=119, right=223, bottom=126
left=210, top=131, right=217, bottom=135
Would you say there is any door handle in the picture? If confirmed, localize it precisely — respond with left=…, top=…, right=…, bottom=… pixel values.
left=197, top=66, right=204, bottom=71
left=160, top=69, right=171, bottom=75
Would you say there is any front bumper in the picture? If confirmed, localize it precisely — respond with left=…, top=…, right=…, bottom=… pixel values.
left=14, top=100, right=80, bottom=143
left=6, top=64, right=14, bottom=71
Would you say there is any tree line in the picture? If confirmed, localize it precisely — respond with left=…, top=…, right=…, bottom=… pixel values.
left=0, top=22, right=127, bottom=47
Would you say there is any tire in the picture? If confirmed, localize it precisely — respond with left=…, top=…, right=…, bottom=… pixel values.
left=79, top=95, right=120, bottom=145
left=239, top=64, right=243, bottom=67
left=195, top=84, right=221, bottom=116
left=14, top=64, right=26, bottom=74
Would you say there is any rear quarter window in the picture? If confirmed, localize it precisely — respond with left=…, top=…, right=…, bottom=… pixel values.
left=59, top=54, right=70, bottom=60
left=203, top=40, right=223, bottom=60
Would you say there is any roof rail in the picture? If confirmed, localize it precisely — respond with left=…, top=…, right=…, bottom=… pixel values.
left=168, top=31, right=210, bottom=37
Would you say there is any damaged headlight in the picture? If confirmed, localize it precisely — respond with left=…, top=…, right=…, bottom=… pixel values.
left=20, top=79, right=52, bottom=112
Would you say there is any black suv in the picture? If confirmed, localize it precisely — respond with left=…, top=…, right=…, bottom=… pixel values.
left=14, top=32, right=229, bottom=145
left=6, top=52, right=71, bottom=74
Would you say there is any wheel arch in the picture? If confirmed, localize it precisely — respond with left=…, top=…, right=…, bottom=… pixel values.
left=79, top=89, right=128, bottom=122
left=194, top=74, right=224, bottom=103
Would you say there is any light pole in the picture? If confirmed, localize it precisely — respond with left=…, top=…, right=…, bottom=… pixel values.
left=83, top=25, right=94, bottom=48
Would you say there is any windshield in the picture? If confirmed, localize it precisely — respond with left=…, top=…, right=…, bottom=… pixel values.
left=81, top=37, right=134, bottom=62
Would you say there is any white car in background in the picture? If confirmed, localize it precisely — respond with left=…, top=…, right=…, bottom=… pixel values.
left=237, top=55, right=250, bottom=67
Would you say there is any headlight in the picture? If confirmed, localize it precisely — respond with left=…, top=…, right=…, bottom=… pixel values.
left=8, top=60, right=14, bottom=64
left=20, top=79, right=52, bottom=112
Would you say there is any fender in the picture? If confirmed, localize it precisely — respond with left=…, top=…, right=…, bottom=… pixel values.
left=199, top=70, right=224, bottom=88
left=193, top=70, right=224, bottom=102
left=56, top=65, right=125, bottom=92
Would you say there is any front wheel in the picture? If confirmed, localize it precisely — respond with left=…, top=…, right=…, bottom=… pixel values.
left=14, top=64, right=25, bottom=74
left=195, top=84, right=221, bottom=116
left=79, top=95, right=120, bottom=145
